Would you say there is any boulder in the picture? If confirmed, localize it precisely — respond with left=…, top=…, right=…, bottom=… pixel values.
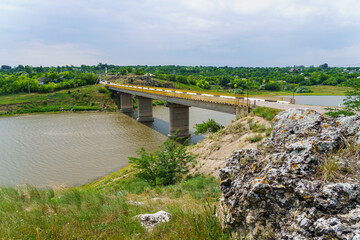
left=135, top=210, right=171, bottom=231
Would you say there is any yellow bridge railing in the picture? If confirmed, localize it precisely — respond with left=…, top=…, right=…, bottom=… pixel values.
left=105, top=83, right=291, bottom=106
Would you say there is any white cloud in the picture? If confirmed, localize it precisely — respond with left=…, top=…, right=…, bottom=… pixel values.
left=0, top=42, right=102, bottom=66
left=0, top=0, right=360, bottom=66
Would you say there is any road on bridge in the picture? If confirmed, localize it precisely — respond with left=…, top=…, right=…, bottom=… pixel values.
left=103, top=81, right=341, bottom=115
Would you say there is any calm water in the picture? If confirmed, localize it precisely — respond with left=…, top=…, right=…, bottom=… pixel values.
left=291, top=95, right=346, bottom=106
left=0, top=107, right=234, bottom=187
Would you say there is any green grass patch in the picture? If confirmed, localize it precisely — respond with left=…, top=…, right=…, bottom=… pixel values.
left=247, top=134, right=263, bottom=143
left=0, top=173, right=229, bottom=239
left=252, top=106, right=281, bottom=121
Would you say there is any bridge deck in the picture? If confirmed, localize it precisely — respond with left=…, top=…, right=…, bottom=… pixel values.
left=104, top=82, right=291, bottom=107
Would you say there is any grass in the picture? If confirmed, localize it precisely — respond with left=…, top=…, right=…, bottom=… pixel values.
left=249, top=121, right=266, bottom=133
left=252, top=106, right=281, bottom=121
left=0, top=165, right=229, bottom=239
left=319, top=157, right=340, bottom=182
left=265, top=128, right=272, bottom=137
left=251, top=85, right=351, bottom=96
left=247, top=134, right=263, bottom=143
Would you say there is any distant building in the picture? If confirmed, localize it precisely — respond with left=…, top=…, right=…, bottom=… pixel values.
left=37, top=77, right=49, bottom=85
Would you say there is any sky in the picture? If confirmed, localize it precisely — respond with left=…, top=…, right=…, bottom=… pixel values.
left=0, top=0, right=360, bottom=67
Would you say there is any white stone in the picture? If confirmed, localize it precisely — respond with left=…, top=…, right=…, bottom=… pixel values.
left=135, top=210, right=172, bottom=231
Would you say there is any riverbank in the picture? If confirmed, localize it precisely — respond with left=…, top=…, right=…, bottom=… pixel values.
left=0, top=85, right=118, bottom=117
left=0, top=108, right=275, bottom=239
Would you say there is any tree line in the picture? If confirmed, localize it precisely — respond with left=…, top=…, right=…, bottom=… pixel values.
left=1, top=63, right=359, bottom=94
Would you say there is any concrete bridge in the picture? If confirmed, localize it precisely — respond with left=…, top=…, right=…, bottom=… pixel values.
left=103, top=82, right=291, bottom=138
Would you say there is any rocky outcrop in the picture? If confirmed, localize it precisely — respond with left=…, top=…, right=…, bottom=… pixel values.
left=219, top=108, right=360, bottom=239
left=135, top=210, right=172, bottom=231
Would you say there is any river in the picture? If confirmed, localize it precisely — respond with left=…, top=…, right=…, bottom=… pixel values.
left=290, top=95, right=346, bottom=106
left=0, top=107, right=234, bottom=187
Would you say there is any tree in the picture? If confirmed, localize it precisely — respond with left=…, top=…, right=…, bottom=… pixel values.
left=197, top=79, right=210, bottom=89
left=135, top=68, right=144, bottom=75
left=129, top=139, right=196, bottom=186
left=176, top=75, right=188, bottom=84
left=319, top=63, right=328, bottom=70
left=46, top=71, right=59, bottom=81
left=25, top=65, right=33, bottom=77
left=264, top=82, right=281, bottom=91
left=1, top=65, right=12, bottom=71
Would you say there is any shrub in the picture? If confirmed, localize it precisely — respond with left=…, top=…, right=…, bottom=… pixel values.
left=98, top=86, right=107, bottom=93
left=194, top=119, right=224, bottom=135
left=324, top=107, right=355, bottom=117
left=295, top=86, right=312, bottom=93
left=129, top=139, right=196, bottom=186
left=232, top=88, right=244, bottom=94
left=249, top=121, right=266, bottom=133
left=247, top=134, right=263, bottom=143
left=264, top=82, right=281, bottom=91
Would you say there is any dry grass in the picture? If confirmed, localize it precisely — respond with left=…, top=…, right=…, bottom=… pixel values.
left=188, top=115, right=272, bottom=178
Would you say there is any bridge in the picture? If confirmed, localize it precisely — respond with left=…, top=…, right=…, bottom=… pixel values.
left=103, top=81, right=292, bottom=138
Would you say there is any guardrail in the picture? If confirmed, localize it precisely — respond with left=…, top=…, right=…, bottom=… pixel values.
left=104, top=82, right=292, bottom=106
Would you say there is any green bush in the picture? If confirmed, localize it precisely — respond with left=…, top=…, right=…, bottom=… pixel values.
left=325, top=107, right=355, bottom=117
left=98, top=86, right=107, bottom=93
left=129, top=139, right=196, bottom=186
left=295, top=86, right=312, bottom=93
left=232, top=88, right=244, bottom=94
left=264, top=82, right=281, bottom=91
left=194, top=119, right=224, bottom=135
left=247, top=134, right=263, bottom=143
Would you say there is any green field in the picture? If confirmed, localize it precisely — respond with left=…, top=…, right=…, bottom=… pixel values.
left=250, top=85, right=351, bottom=97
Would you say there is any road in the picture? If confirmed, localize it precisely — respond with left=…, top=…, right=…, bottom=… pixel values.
left=256, top=101, right=330, bottom=114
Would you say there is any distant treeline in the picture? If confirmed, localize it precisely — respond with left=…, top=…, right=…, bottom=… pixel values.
left=1, top=63, right=360, bottom=94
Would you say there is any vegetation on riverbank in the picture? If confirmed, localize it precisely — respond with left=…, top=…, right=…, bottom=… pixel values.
left=0, top=164, right=228, bottom=239
left=0, top=85, right=117, bottom=117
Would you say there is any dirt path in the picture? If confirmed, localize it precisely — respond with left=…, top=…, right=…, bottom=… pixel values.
left=189, top=116, right=272, bottom=178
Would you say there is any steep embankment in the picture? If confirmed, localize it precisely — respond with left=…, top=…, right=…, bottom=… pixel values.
left=189, top=115, right=273, bottom=177
left=219, top=108, right=360, bottom=239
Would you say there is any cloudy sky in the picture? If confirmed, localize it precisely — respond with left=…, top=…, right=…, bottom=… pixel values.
left=0, top=0, right=359, bottom=67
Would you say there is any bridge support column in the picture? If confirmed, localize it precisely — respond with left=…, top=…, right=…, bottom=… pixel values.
left=136, top=96, right=154, bottom=122
left=167, top=103, right=190, bottom=139
left=120, top=93, right=133, bottom=113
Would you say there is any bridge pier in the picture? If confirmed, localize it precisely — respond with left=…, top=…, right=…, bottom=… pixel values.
left=136, top=96, right=154, bottom=122
left=120, top=93, right=133, bottom=113
left=167, top=103, right=190, bottom=139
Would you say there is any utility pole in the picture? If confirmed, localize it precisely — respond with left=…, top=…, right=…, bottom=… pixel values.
left=173, top=70, right=176, bottom=89
left=292, top=66, right=295, bottom=104
left=247, top=67, right=250, bottom=112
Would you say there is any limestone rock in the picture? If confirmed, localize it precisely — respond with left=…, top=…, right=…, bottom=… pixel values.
left=135, top=210, right=171, bottom=231
left=127, top=200, right=145, bottom=206
left=219, top=108, right=360, bottom=240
